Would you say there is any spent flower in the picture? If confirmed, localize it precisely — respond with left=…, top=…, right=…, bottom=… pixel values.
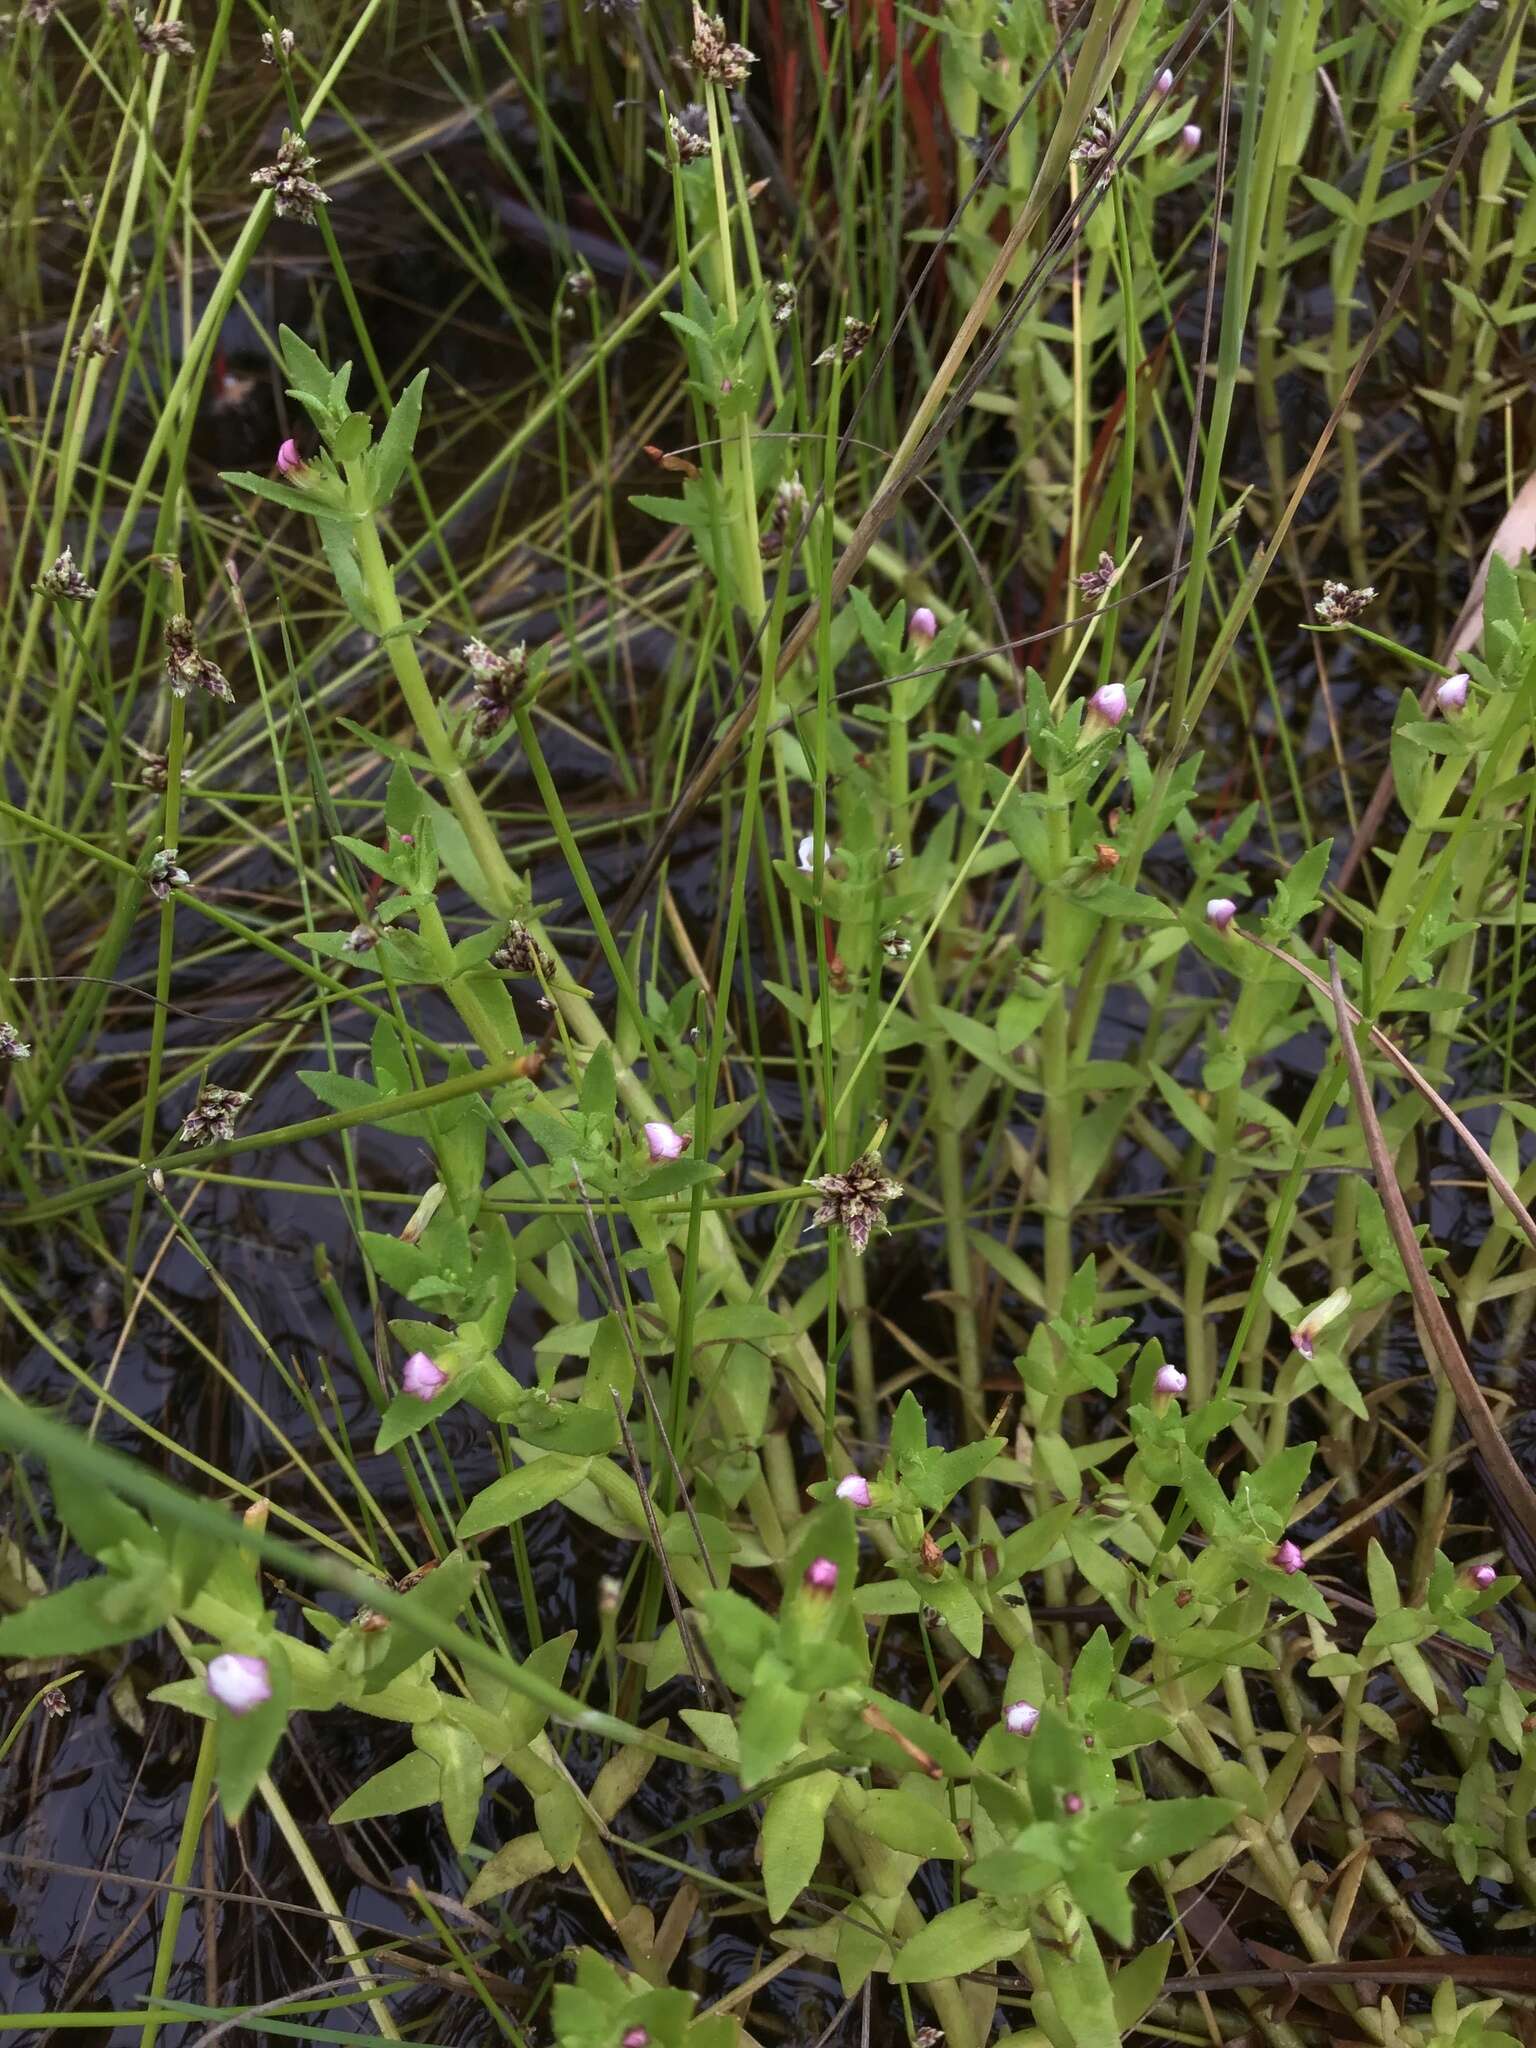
left=690, top=7, right=755, bottom=86
left=148, top=847, right=190, bottom=900
left=668, top=103, right=711, bottom=161
left=808, top=1152, right=902, bottom=1256
left=133, top=10, right=194, bottom=56
left=491, top=921, right=556, bottom=980
left=1313, top=580, right=1376, bottom=626
left=163, top=614, right=233, bottom=704
left=463, top=637, right=529, bottom=739
left=1070, top=105, right=1116, bottom=170
left=37, top=546, right=96, bottom=602
left=1076, top=550, right=1117, bottom=599
left=814, top=316, right=875, bottom=368
left=0, top=1021, right=32, bottom=1061
left=251, top=129, right=330, bottom=226
left=179, top=1084, right=251, bottom=1146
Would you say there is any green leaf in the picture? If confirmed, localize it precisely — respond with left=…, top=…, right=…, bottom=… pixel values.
left=331, top=1747, right=443, bottom=1825
left=1115, top=1795, right=1239, bottom=1867
left=414, top=1718, right=484, bottom=1851
left=854, top=1786, right=965, bottom=1861
left=457, top=1455, right=591, bottom=1538
left=219, top=469, right=332, bottom=519
left=890, top=1897, right=1028, bottom=1984
left=370, top=369, right=428, bottom=507
left=737, top=1680, right=807, bottom=1786
left=50, top=1465, right=156, bottom=1564
left=762, top=1768, right=840, bottom=1920
left=0, top=1574, right=171, bottom=1656
left=316, top=514, right=378, bottom=635
left=579, top=1042, right=616, bottom=1126
left=1113, top=1942, right=1172, bottom=2029
left=278, top=324, right=333, bottom=403
left=358, top=1550, right=482, bottom=1693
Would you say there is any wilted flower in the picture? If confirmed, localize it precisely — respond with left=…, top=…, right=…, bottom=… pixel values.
left=491, top=921, right=555, bottom=979
left=276, top=438, right=306, bottom=479
left=402, top=1350, right=448, bottom=1400
left=909, top=605, right=937, bottom=644
left=0, top=1021, right=32, bottom=1061
left=668, top=103, right=712, bottom=161
left=343, top=923, right=377, bottom=953
left=1003, top=1698, right=1040, bottom=1736
left=41, top=1686, right=69, bottom=1718
left=147, top=847, right=190, bottom=900
left=206, top=1653, right=272, bottom=1716
left=72, top=318, right=115, bottom=360
left=179, top=1084, right=251, bottom=1146
left=251, top=129, right=330, bottom=226
left=1179, top=123, right=1202, bottom=151
left=1076, top=550, right=1118, bottom=599
left=880, top=928, right=912, bottom=961
left=771, top=281, right=797, bottom=326
left=133, top=11, right=195, bottom=57
left=259, top=26, right=295, bottom=60
left=803, top=1556, right=839, bottom=1592
left=1290, top=1286, right=1349, bottom=1361
left=463, top=637, right=529, bottom=740
left=1206, top=897, right=1238, bottom=932
left=690, top=7, right=755, bottom=86
left=1070, top=105, right=1116, bottom=170
left=1272, top=1539, right=1305, bottom=1576
left=1085, top=681, right=1128, bottom=731
left=835, top=1473, right=871, bottom=1508
left=644, top=1120, right=688, bottom=1162
left=37, top=546, right=96, bottom=602
left=808, top=1152, right=902, bottom=1256
left=22, top=0, right=61, bottom=23
left=1151, top=1363, right=1188, bottom=1403
left=813, top=316, right=875, bottom=368
left=163, top=614, right=233, bottom=704
left=139, top=751, right=169, bottom=791
left=1436, top=672, right=1470, bottom=715
left=1313, top=580, right=1376, bottom=626
left=885, top=844, right=905, bottom=870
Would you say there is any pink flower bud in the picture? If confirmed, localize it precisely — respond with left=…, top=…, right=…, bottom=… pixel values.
left=206, top=1652, right=272, bottom=1716
left=1272, top=1539, right=1304, bottom=1575
left=276, top=438, right=306, bottom=479
left=1181, top=123, right=1202, bottom=151
left=643, top=1121, right=687, bottom=1162
left=1063, top=1792, right=1084, bottom=1814
left=1206, top=897, right=1237, bottom=932
left=1152, top=1363, right=1188, bottom=1401
left=804, top=1556, right=839, bottom=1593
left=1467, top=1563, right=1498, bottom=1591
left=1436, top=672, right=1470, bottom=715
left=1086, top=682, right=1127, bottom=729
left=401, top=1350, right=447, bottom=1401
left=1154, top=67, right=1174, bottom=95
left=909, top=605, right=938, bottom=644
left=836, top=1473, right=871, bottom=1508
left=622, top=2032, right=650, bottom=2048
left=1003, top=1698, right=1040, bottom=1736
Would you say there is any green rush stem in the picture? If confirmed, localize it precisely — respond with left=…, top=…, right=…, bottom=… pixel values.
left=137, top=1718, right=217, bottom=2048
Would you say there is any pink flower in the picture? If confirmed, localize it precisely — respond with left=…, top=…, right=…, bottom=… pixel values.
left=1272, top=1539, right=1304, bottom=1575
left=1206, top=897, right=1237, bottom=932
left=1063, top=1792, right=1084, bottom=1814
left=206, top=1653, right=272, bottom=1716
left=909, top=605, right=938, bottom=644
left=643, top=1121, right=688, bottom=1162
left=1003, top=1699, right=1040, bottom=1736
left=1436, top=672, right=1470, bottom=715
left=1086, top=682, right=1127, bottom=730
left=1152, top=1363, right=1188, bottom=1401
left=1180, top=123, right=1202, bottom=151
left=835, top=1473, right=871, bottom=1509
left=1154, top=66, right=1174, bottom=94
left=804, top=1556, right=839, bottom=1592
left=402, top=1351, right=447, bottom=1400
left=1467, top=1563, right=1498, bottom=1591
left=276, top=438, right=306, bottom=479
left=621, top=2032, right=650, bottom=2048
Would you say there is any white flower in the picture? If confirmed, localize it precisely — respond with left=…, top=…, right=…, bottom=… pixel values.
left=206, top=1652, right=272, bottom=1716
left=1003, top=1699, right=1040, bottom=1736
left=1205, top=897, right=1238, bottom=932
